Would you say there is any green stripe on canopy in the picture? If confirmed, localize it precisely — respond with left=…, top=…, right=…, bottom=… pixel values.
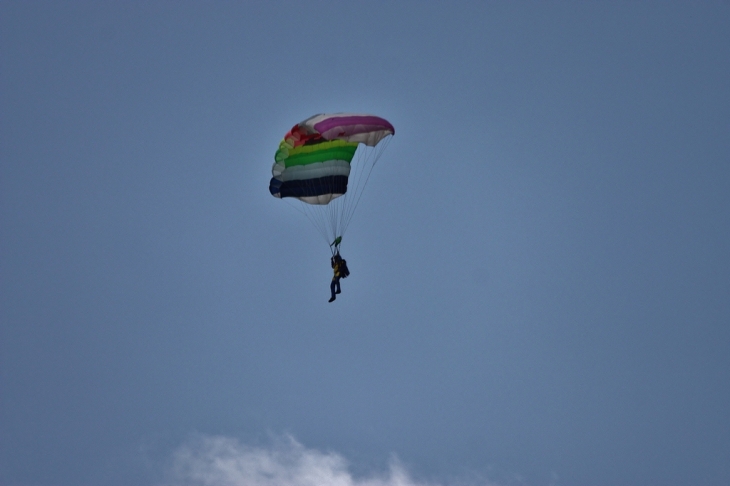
left=284, top=144, right=358, bottom=167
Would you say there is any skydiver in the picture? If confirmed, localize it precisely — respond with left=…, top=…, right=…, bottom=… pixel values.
left=328, top=252, right=345, bottom=303
left=328, top=253, right=343, bottom=302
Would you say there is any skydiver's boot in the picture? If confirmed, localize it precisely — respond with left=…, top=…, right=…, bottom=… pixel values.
left=328, top=296, right=336, bottom=303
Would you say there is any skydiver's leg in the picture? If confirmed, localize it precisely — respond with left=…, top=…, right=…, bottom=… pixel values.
left=335, top=278, right=341, bottom=294
left=329, top=278, right=337, bottom=302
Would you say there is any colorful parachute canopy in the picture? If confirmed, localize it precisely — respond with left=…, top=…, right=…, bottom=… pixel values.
left=269, top=114, right=395, bottom=205
left=268, top=113, right=394, bottom=248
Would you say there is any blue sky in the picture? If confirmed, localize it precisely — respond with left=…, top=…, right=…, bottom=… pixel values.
left=1, top=2, right=729, bottom=486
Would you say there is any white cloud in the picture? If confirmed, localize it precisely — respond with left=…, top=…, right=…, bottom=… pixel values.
left=160, top=435, right=499, bottom=486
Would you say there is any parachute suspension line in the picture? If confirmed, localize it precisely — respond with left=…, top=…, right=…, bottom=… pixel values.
left=298, top=174, right=335, bottom=247
left=337, top=148, right=361, bottom=237
left=328, top=192, right=339, bottom=240
left=310, top=203, right=330, bottom=245
left=339, top=135, right=392, bottom=237
left=311, top=177, right=335, bottom=244
left=325, top=168, right=340, bottom=241
left=335, top=144, right=366, bottom=238
left=308, top=176, right=329, bottom=239
left=284, top=199, right=329, bottom=246
left=342, top=146, right=370, bottom=227
left=305, top=203, right=330, bottom=246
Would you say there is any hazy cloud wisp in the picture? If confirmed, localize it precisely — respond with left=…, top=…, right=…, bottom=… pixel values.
left=162, top=435, right=434, bottom=486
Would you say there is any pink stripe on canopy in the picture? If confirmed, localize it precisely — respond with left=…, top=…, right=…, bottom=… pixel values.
left=312, top=115, right=395, bottom=138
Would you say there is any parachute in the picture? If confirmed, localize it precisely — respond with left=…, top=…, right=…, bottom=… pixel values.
left=269, top=113, right=394, bottom=252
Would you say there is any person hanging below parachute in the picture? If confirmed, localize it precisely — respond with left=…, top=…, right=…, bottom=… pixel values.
left=268, top=113, right=394, bottom=302
left=328, top=252, right=350, bottom=302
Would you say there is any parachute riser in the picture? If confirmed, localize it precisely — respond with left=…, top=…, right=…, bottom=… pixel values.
left=329, top=236, right=343, bottom=256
